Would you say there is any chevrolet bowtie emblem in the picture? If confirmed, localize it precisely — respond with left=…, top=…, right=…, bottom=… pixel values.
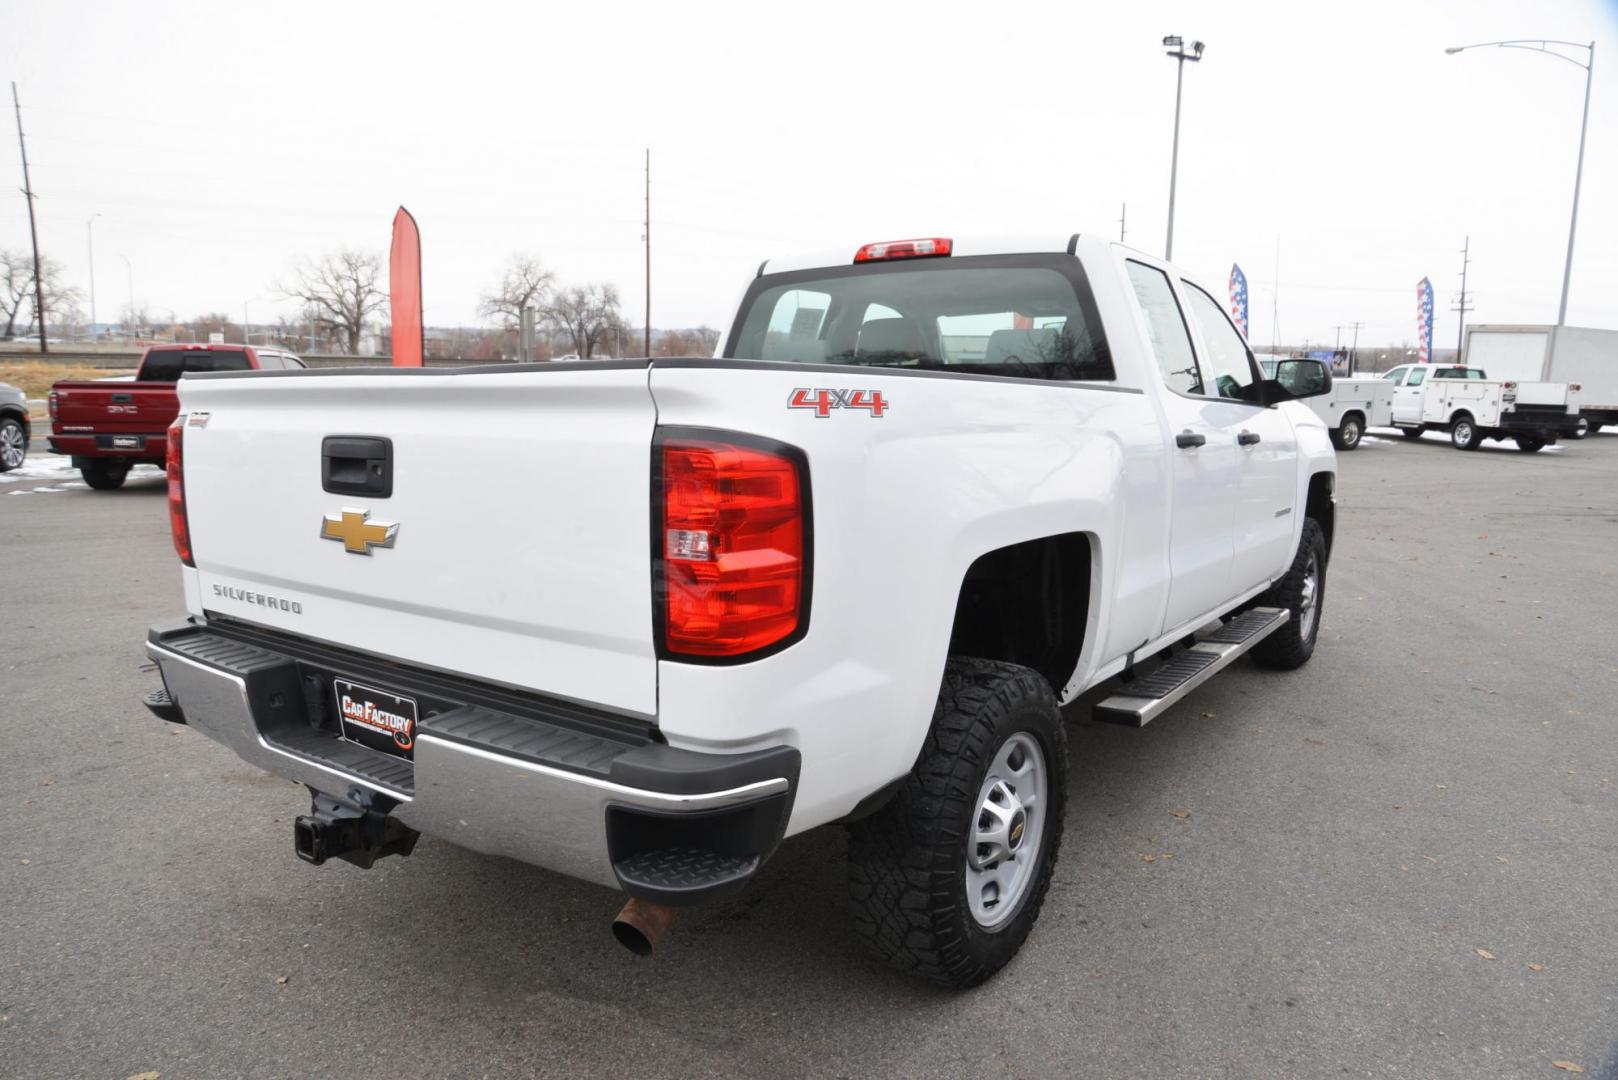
left=320, top=508, right=399, bottom=555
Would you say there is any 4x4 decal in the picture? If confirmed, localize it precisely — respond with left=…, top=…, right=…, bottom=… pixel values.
left=788, top=388, right=890, bottom=418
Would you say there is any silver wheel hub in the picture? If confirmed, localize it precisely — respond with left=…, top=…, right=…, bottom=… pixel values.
left=966, top=732, right=1048, bottom=930
left=1, top=422, right=24, bottom=469
left=1299, top=552, right=1320, bottom=638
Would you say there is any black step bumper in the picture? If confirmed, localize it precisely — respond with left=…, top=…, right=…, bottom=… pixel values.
left=144, top=617, right=799, bottom=904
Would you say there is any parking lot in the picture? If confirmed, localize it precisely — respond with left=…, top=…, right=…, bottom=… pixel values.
left=3, top=432, right=1616, bottom=1079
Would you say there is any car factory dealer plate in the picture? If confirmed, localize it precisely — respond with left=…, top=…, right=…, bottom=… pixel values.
left=333, top=678, right=419, bottom=760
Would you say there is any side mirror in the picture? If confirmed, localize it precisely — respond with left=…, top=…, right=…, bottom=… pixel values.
left=1266, top=358, right=1332, bottom=403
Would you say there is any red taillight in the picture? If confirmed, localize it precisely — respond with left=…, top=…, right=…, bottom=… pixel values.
left=658, top=434, right=808, bottom=658
left=167, top=417, right=193, bottom=566
left=853, top=237, right=952, bottom=263
left=48, top=390, right=59, bottom=420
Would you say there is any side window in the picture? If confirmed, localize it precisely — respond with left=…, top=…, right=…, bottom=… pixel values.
left=1407, top=367, right=1427, bottom=387
left=1126, top=261, right=1202, bottom=395
left=1383, top=367, right=1407, bottom=385
left=255, top=352, right=283, bottom=370
left=1181, top=283, right=1258, bottom=402
left=284, top=355, right=307, bottom=369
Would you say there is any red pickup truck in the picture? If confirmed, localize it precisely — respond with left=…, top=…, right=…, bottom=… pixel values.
left=49, top=343, right=304, bottom=489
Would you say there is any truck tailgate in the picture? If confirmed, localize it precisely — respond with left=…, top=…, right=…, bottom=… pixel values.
left=1513, top=381, right=1573, bottom=409
left=53, top=379, right=177, bottom=434
left=176, top=365, right=660, bottom=716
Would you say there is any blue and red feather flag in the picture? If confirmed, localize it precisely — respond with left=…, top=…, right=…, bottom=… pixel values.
left=1229, top=264, right=1249, bottom=338
left=1416, top=277, right=1434, bottom=364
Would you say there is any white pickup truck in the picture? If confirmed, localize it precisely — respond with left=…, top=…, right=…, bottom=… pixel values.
left=142, top=234, right=1337, bottom=987
left=1381, top=362, right=1582, bottom=451
left=1260, top=357, right=1392, bottom=451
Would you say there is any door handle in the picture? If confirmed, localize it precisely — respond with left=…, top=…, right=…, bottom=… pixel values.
left=1237, top=431, right=1261, bottom=446
left=110, top=393, right=133, bottom=404
left=1175, top=431, right=1206, bottom=449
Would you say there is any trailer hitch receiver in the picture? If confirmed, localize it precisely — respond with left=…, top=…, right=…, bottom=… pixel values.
left=294, top=793, right=419, bottom=869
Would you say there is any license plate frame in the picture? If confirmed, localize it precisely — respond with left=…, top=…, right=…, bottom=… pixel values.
left=332, top=677, right=419, bottom=760
left=110, top=435, right=141, bottom=450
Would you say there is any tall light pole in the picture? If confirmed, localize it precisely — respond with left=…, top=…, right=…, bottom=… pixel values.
left=1162, top=35, right=1205, bottom=262
left=1446, top=39, right=1594, bottom=326
left=86, top=213, right=101, bottom=340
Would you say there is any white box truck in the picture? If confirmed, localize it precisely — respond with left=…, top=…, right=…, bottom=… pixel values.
left=1465, top=325, right=1618, bottom=435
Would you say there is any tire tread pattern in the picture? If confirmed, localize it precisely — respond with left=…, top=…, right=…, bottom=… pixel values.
left=847, top=658, right=1066, bottom=988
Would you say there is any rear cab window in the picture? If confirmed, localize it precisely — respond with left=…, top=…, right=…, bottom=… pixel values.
left=137, top=348, right=254, bottom=381
left=726, top=254, right=1114, bottom=382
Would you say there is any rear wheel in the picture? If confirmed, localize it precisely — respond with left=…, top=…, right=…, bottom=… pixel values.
left=1514, top=437, right=1545, bottom=453
left=1451, top=415, right=1483, bottom=451
left=80, top=460, right=130, bottom=490
left=0, top=417, right=26, bottom=472
left=1330, top=414, right=1364, bottom=451
left=1571, top=417, right=1589, bottom=440
left=848, top=657, right=1067, bottom=989
left=1252, top=518, right=1326, bottom=671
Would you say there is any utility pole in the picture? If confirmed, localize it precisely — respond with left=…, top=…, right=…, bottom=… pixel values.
left=1452, top=236, right=1474, bottom=360
left=12, top=82, right=48, bottom=353
left=86, top=213, right=101, bottom=339
left=1349, top=321, right=1364, bottom=371
left=1118, top=202, right=1127, bottom=243
left=643, top=148, right=651, bottom=358
left=1270, top=235, right=1281, bottom=352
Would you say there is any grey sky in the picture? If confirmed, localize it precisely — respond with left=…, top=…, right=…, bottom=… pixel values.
left=4, top=0, right=1614, bottom=351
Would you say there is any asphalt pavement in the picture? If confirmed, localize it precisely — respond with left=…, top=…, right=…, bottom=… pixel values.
left=3, top=433, right=1616, bottom=1079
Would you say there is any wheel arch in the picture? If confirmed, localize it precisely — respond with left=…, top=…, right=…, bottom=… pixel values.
left=945, top=531, right=1096, bottom=698
left=1306, top=470, right=1336, bottom=562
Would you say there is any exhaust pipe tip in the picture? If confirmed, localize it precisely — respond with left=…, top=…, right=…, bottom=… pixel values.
left=612, top=897, right=677, bottom=957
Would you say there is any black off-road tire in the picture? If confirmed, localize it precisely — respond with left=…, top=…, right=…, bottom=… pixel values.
left=847, top=657, right=1068, bottom=989
left=1252, top=518, right=1326, bottom=671
left=1514, top=437, right=1546, bottom=453
left=1400, top=426, right=1424, bottom=439
left=1451, top=414, right=1484, bottom=451
left=80, top=461, right=130, bottom=490
left=1330, top=413, right=1364, bottom=451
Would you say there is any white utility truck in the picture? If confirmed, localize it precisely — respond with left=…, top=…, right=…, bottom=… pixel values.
left=1381, top=361, right=1582, bottom=452
left=1465, top=324, right=1617, bottom=436
left=141, top=234, right=1337, bottom=987
left=1261, top=357, right=1391, bottom=451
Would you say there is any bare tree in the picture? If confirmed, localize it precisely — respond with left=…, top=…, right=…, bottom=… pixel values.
left=279, top=250, right=387, bottom=355
left=691, top=325, right=721, bottom=356
left=479, top=254, right=555, bottom=330
left=188, top=311, right=242, bottom=342
left=3, top=250, right=76, bottom=341
left=542, top=283, right=622, bottom=358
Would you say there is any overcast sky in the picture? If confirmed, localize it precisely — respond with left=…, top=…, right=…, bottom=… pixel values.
left=4, top=0, right=1615, bottom=352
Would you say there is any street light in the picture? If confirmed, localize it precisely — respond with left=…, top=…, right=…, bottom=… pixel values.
left=85, top=213, right=101, bottom=340
left=119, top=254, right=135, bottom=339
left=1446, top=39, right=1594, bottom=325
left=1162, top=34, right=1205, bottom=262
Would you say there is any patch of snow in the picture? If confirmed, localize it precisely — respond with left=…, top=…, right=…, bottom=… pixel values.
left=0, top=455, right=77, bottom=484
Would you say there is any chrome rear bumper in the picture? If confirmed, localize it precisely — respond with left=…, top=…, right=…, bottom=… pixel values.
left=147, top=619, right=796, bottom=900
